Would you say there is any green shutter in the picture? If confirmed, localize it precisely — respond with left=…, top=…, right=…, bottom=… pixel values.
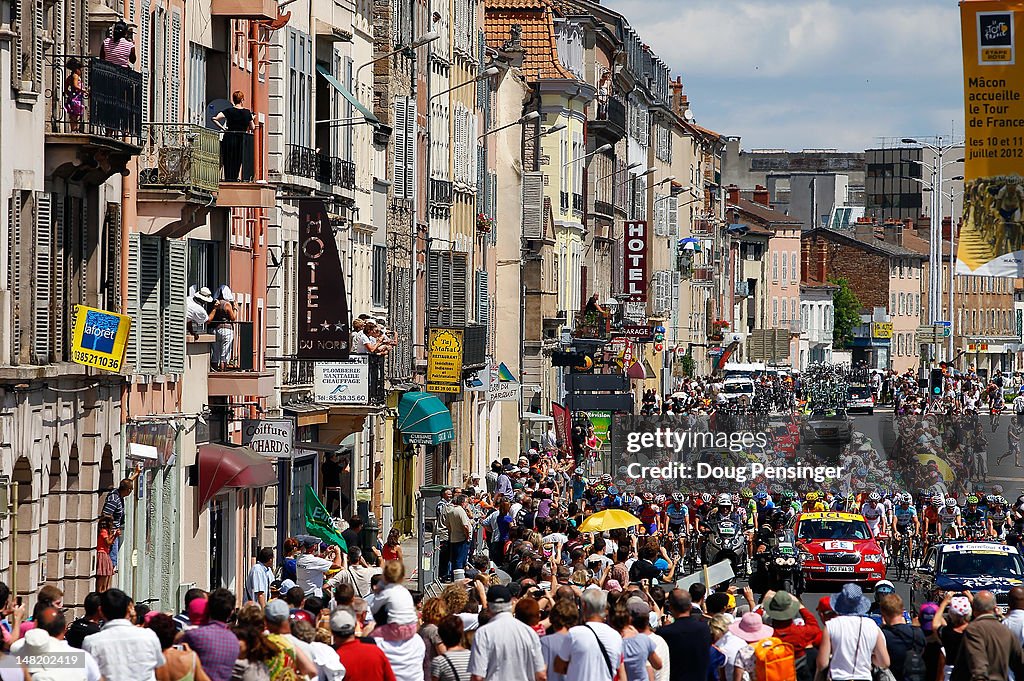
left=162, top=239, right=187, bottom=374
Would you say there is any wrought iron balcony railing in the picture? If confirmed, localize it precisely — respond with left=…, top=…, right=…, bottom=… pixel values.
left=138, top=123, right=220, bottom=195
left=49, top=56, right=144, bottom=143
left=285, top=144, right=354, bottom=187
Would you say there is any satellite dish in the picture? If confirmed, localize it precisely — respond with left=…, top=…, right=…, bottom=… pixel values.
left=684, top=110, right=695, bottom=122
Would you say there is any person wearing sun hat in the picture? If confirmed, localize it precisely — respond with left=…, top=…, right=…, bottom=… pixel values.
left=816, top=584, right=889, bottom=681
left=730, top=611, right=777, bottom=681
left=766, top=590, right=822, bottom=679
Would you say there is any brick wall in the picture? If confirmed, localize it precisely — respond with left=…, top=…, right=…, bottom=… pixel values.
left=802, top=234, right=890, bottom=307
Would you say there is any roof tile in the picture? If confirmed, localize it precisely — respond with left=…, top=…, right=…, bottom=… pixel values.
left=485, top=0, right=579, bottom=82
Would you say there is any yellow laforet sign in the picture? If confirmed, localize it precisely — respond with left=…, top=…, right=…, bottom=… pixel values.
left=426, top=327, right=464, bottom=393
left=959, top=1, right=1024, bottom=276
left=70, top=305, right=132, bottom=372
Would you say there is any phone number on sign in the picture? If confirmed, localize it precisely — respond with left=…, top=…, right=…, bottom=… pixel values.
left=8, top=652, right=84, bottom=668
left=71, top=349, right=121, bottom=370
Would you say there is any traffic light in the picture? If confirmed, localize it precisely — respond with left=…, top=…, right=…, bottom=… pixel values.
left=653, top=327, right=665, bottom=352
left=929, top=368, right=944, bottom=396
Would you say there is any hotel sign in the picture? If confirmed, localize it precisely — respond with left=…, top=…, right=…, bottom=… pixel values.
left=623, top=220, right=649, bottom=302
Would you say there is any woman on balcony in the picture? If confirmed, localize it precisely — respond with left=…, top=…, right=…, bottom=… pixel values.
left=215, top=91, right=256, bottom=182
left=100, top=21, right=137, bottom=67
left=208, top=288, right=237, bottom=371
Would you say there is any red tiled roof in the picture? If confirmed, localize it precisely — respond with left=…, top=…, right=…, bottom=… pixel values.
left=485, top=0, right=579, bottom=82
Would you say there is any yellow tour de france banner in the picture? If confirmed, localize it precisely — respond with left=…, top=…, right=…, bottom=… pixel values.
left=959, top=1, right=1024, bottom=276
left=70, top=305, right=132, bottom=372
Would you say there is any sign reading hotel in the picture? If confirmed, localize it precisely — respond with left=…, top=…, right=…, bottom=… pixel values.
left=426, top=328, right=464, bottom=394
left=623, top=220, right=648, bottom=302
left=297, top=199, right=351, bottom=359
left=70, top=305, right=131, bottom=372
left=958, top=1, right=1024, bottom=277
left=314, top=358, right=370, bottom=404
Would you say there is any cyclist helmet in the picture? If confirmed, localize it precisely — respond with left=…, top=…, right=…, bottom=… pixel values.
left=672, top=492, right=685, bottom=503
left=898, top=493, right=911, bottom=505
left=655, top=494, right=667, bottom=504
left=731, top=493, right=741, bottom=506
left=642, top=492, right=654, bottom=503
left=868, top=492, right=881, bottom=502
left=754, top=491, right=768, bottom=501
left=607, top=486, right=620, bottom=495
left=601, top=473, right=612, bottom=483
left=573, top=467, right=584, bottom=476
left=717, top=493, right=733, bottom=507
left=805, top=491, right=818, bottom=502
left=967, top=495, right=979, bottom=505
left=782, top=490, right=795, bottom=501
left=944, top=497, right=957, bottom=508
left=985, top=494, right=997, bottom=505
left=700, top=493, right=713, bottom=504
left=995, top=495, right=1007, bottom=506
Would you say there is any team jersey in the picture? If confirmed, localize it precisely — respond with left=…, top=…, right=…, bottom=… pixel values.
left=923, top=506, right=939, bottom=526
left=803, top=501, right=827, bottom=513
left=962, top=508, right=988, bottom=528
left=745, top=500, right=758, bottom=528
left=755, top=501, right=775, bottom=526
left=663, top=503, right=689, bottom=526
left=861, top=502, right=885, bottom=526
left=639, top=504, right=660, bottom=526
left=893, top=505, right=917, bottom=528
left=937, top=506, right=961, bottom=525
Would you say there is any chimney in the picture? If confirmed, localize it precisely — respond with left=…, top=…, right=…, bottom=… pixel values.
left=941, top=216, right=952, bottom=241
left=915, top=214, right=930, bottom=240
left=727, top=184, right=740, bottom=205
left=752, top=185, right=770, bottom=207
left=816, top=239, right=827, bottom=284
left=881, top=219, right=904, bottom=247
left=854, top=217, right=875, bottom=242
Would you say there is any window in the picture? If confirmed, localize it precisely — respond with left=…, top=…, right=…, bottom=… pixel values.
left=426, top=251, right=468, bottom=327
left=288, top=29, right=313, bottom=147
left=899, top=259, right=904, bottom=278
left=126, top=234, right=187, bottom=374
left=188, top=239, right=220, bottom=294
left=891, top=293, right=896, bottom=314
left=187, top=43, right=207, bottom=125
left=372, top=245, right=387, bottom=307
left=791, top=298, right=797, bottom=326
left=899, top=292, right=905, bottom=316
left=392, top=96, right=417, bottom=200
left=772, top=252, right=778, bottom=281
left=781, top=251, right=788, bottom=285
left=791, top=252, right=798, bottom=284
left=772, top=298, right=779, bottom=327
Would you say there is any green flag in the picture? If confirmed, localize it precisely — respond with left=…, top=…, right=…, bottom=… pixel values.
left=303, top=485, right=348, bottom=551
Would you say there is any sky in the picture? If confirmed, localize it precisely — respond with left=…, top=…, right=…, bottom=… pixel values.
left=602, top=0, right=965, bottom=152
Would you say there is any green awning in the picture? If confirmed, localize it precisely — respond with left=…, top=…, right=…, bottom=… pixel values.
left=397, top=392, right=455, bottom=445
left=315, top=64, right=380, bottom=126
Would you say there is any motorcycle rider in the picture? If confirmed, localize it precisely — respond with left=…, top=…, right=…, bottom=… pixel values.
left=698, top=493, right=744, bottom=567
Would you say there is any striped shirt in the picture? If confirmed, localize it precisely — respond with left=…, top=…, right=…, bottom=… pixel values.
left=102, top=490, right=125, bottom=528
left=431, top=649, right=472, bottom=681
left=103, top=37, right=133, bottom=67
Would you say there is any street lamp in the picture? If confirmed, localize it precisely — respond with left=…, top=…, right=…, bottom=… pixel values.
left=477, top=111, right=540, bottom=140
left=562, top=143, right=613, bottom=167
left=613, top=167, right=655, bottom=188
left=355, top=31, right=440, bottom=82
left=429, top=66, right=499, bottom=101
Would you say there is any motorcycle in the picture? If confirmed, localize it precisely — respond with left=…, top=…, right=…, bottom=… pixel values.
left=703, top=519, right=747, bottom=579
left=750, top=527, right=803, bottom=595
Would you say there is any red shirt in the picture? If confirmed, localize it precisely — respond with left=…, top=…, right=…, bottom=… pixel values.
left=335, top=638, right=396, bottom=681
left=772, top=607, right=822, bottom=659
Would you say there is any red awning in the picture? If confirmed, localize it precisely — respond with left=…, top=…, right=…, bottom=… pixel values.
left=197, top=444, right=277, bottom=507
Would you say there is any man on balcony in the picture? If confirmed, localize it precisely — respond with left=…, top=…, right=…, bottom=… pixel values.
left=187, top=287, right=213, bottom=339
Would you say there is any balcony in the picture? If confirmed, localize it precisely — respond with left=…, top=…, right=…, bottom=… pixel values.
left=734, top=280, right=750, bottom=297
left=572, top=193, right=583, bottom=213
left=429, top=178, right=453, bottom=205
left=207, top=322, right=275, bottom=397
left=692, top=219, right=714, bottom=237
left=573, top=310, right=611, bottom=340
left=281, top=355, right=386, bottom=404
left=589, top=96, right=626, bottom=143
left=691, top=267, right=713, bottom=285
left=210, top=0, right=278, bottom=19
left=217, top=131, right=276, bottom=209
left=46, top=57, right=143, bottom=181
left=285, top=144, right=354, bottom=188
left=560, top=191, right=570, bottom=213
left=139, top=124, right=220, bottom=198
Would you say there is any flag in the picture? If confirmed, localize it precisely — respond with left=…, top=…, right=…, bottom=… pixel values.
left=304, top=485, right=348, bottom=551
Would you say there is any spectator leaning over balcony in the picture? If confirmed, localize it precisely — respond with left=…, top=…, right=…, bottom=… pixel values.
left=100, top=20, right=137, bottom=67
left=208, top=286, right=237, bottom=371
left=214, top=91, right=256, bottom=181
left=187, top=287, right=213, bottom=339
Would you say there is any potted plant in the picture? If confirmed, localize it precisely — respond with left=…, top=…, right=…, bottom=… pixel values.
left=709, top=319, right=729, bottom=342
left=476, top=213, right=494, bottom=234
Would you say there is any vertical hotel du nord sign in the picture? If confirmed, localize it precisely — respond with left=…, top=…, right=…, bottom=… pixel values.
left=298, top=200, right=350, bottom=360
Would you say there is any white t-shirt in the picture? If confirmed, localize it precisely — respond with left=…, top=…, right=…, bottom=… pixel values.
left=377, top=634, right=427, bottom=681
left=370, top=583, right=418, bottom=626
left=825, top=615, right=882, bottom=681
left=558, top=622, right=623, bottom=681
left=541, top=632, right=570, bottom=681
left=10, top=635, right=103, bottom=681
left=716, top=631, right=747, bottom=681
left=82, top=620, right=164, bottom=681
left=649, top=632, right=671, bottom=681
left=296, top=553, right=335, bottom=597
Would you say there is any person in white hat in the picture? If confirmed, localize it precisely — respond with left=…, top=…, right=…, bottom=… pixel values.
left=208, top=287, right=237, bottom=371
left=187, top=287, right=213, bottom=339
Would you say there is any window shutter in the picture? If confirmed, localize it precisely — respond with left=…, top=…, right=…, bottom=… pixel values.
left=521, top=171, right=544, bottom=239
left=451, top=253, right=468, bottom=327
left=53, top=198, right=66, bottom=360
left=104, top=204, right=122, bottom=314
left=392, top=97, right=407, bottom=199
left=162, top=239, right=186, bottom=374
left=169, top=10, right=181, bottom=123
left=668, top=196, right=678, bottom=239
left=426, top=251, right=442, bottom=327
left=32, top=191, right=51, bottom=364
left=138, top=236, right=162, bottom=374
left=141, top=0, right=151, bottom=121
left=32, top=0, right=42, bottom=92
left=404, top=99, right=417, bottom=201
left=654, top=194, right=665, bottom=236
left=9, top=194, right=22, bottom=363
left=126, top=233, right=141, bottom=369
left=475, top=269, right=489, bottom=330
left=671, top=271, right=681, bottom=324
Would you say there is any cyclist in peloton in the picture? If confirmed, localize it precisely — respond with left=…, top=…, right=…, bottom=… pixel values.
left=891, top=493, right=919, bottom=563
left=962, top=495, right=990, bottom=539
left=662, top=493, right=690, bottom=558
left=861, top=492, right=887, bottom=538
left=802, top=491, right=827, bottom=513
left=937, top=496, right=963, bottom=539
left=988, top=495, right=1010, bottom=540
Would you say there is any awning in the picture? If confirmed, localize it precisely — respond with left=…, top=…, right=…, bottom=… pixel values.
left=315, top=64, right=380, bottom=127
left=197, top=444, right=277, bottom=507
left=397, top=392, right=455, bottom=445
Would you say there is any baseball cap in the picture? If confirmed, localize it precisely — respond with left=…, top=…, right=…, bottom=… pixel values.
left=626, top=597, right=651, bottom=618
left=488, top=585, right=512, bottom=604
left=264, top=599, right=290, bottom=623
left=278, top=579, right=297, bottom=595
left=918, top=602, right=939, bottom=632
left=330, top=609, right=357, bottom=635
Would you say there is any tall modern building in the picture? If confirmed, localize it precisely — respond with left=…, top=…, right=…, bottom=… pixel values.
left=864, top=143, right=964, bottom=223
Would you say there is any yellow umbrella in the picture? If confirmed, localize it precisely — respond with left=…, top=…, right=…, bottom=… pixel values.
left=916, top=453, right=954, bottom=480
left=578, top=509, right=642, bottom=533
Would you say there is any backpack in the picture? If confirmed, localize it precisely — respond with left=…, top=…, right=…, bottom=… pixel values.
left=892, top=626, right=926, bottom=681
left=754, top=636, right=797, bottom=681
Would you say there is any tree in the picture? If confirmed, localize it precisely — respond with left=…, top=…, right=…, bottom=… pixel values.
left=830, top=277, right=862, bottom=349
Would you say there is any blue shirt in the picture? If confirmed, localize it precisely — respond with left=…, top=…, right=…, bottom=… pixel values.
left=244, top=562, right=273, bottom=603
left=623, top=633, right=657, bottom=681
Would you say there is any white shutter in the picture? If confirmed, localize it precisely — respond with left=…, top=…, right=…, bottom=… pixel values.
left=32, top=0, right=42, bottom=91
left=32, top=191, right=51, bottom=364
left=140, top=0, right=151, bottom=122
left=522, top=171, right=544, bottom=239
left=126, top=233, right=141, bottom=369
left=169, top=10, right=181, bottom=123
left=426, top=251, right=442, bottom=327
left=162, top=239, right=186, bottom=374
left=138, top=236, right=162, bottom=374
left=654, top=194, right=665, bottom=236
left=393, top=97, right=407, bottom=199
left=53, top=198, right=66, bottom=359
left=671, top=271, right=681, bottom=325
left=475, top=269, right=489, bottom=328
left=404, top=99, right=417, bottom=201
